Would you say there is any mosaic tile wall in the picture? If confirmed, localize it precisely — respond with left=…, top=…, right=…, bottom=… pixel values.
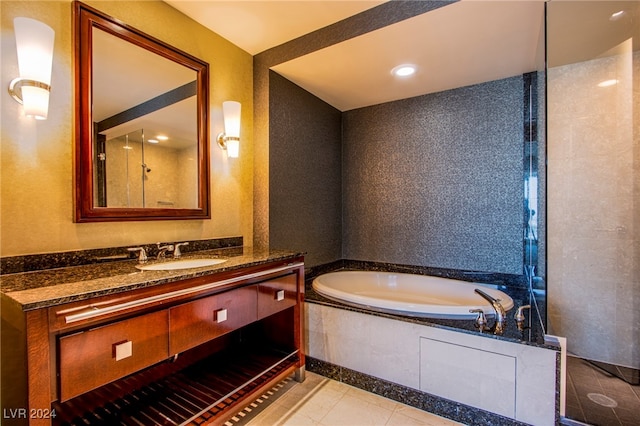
left=342, top=76, right=525, bottom=274
left=268, top=71, right=343, bottom=267
left=269, top=73, right=525, bottom=273
left=254, top=1, right=452, bottom=250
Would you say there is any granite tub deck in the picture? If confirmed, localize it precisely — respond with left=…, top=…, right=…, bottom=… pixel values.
left=1, top=247, right=304, bottom=311
left=306, top=275, right=547, bottom=346
left=303, top=267, right=561, bottom=426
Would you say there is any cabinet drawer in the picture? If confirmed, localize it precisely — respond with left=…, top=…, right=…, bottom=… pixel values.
left=169, top=285, right=257, bottom=355
left=257, top=273, right=297, bottom=319
left=59, top=310, right=168, bottom=401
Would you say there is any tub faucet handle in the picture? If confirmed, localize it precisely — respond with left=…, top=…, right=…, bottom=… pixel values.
left=469, top=309, right=488, bottom=332
left=174, top=242, right=189, bottom=258
left=515, top=305, right=531, bottom=331
left=127, top=247, right=148, bottom=263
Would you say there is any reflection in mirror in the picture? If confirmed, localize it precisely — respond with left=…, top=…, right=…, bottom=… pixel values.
left=74, top=1, right=210, bottom=222
left=97, top=128, right=198, bottom=209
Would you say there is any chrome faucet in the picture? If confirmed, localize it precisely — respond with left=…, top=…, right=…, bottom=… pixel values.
left=174, top=242, right=189, bottom=258
left=127, top=246, right=148, bottom=263
left=156, top=242, right=175, bottom=259
left=474, top=288, right=506, bottom=335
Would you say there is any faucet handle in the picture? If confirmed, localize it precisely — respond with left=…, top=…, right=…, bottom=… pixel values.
left=174, top=242, right=189, bottom=258
left=156, top=242, right=175, bottom=259
left=515, top=305, right=531, bottom=322
left=469, top=308, right=488, bottom=331
left=127, top=247, right=148, bottom=263
left=156, top=242, right=174, bottom=249
left=515, top=305, right=531, bottom=331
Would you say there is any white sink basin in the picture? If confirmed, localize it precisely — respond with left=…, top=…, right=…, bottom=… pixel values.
left=136, top=258, right=227, bottom=271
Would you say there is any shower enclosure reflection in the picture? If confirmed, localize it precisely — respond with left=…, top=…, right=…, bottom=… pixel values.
left=95, top=128, right=198, bottom=209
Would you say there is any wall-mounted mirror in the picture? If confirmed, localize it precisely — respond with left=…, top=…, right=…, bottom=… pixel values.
left=74, top=1, right=210, bottom=222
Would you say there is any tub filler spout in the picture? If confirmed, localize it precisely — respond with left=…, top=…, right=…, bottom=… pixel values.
left=474, top=288, right=506, bottom=335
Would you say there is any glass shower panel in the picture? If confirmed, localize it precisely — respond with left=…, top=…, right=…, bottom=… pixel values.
left=522, top=6, right=547, bottom=339
left=547, top=1, right=639, bottom=374
left=105, top=129, right=145, bottom=208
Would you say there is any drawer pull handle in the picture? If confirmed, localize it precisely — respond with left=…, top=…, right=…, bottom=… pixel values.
left=113, top=340, right=132, bottom=361
left=276, top=290, right=285, bottom=301
left=215, top=309, right=228, bottom=323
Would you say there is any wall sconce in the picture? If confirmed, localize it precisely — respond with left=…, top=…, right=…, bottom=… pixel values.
left=217, top=101, right=241, bottom=158
left=8, top=17, right=55, bottom=120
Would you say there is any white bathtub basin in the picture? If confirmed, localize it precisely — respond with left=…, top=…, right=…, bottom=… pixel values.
left=312, top=270, right=514, bottom=319
left=136, top=258, right=227, bottom=271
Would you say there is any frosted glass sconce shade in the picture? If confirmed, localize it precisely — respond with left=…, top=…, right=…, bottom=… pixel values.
left=217, top=101, right=241, bottom=158
left=9, top=17, right=55, bottom=120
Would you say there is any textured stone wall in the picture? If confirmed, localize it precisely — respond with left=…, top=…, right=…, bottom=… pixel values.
left=342, top=76, right=524, bottom=274
left=269, top=72, right=343, bottom=266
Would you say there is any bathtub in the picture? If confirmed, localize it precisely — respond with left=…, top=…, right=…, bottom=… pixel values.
left=312, top=270, right=514, bottom=319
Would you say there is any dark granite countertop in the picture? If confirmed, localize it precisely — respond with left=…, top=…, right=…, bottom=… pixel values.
left=1, top=247, right=304, bottom=311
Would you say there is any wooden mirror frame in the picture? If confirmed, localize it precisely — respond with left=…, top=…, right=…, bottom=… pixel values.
left=74, top=2, right=210, bottom=222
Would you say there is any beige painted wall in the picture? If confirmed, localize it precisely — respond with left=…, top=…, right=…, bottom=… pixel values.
left=1, top=1, right=254, bottom=256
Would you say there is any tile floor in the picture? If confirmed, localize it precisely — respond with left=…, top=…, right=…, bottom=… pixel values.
left=232, top=357, right=640, bottom=426
left=243, top=372, right=463, bottom=426
left=564, top=356, right=640, bottom=426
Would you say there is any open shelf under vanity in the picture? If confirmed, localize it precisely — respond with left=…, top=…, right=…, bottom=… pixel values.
left=53, top=334, right=299, bottom=426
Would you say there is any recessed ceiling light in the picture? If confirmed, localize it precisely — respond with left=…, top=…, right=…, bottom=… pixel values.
left=610, top=10, right=625, bottom=21
left=598, top=79, right=618, bottom=87
left=156, top=135, right=169, bottom=141
left=148, top=139, right=159, bottom=144
left=391, top=64, right=417, bottom=78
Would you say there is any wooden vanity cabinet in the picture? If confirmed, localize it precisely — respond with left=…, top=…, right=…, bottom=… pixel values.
left=58, top=310, right=169, bottom=401
left=257, top=273, right=298, bottom=319
left=169, top=284, right=258, bottom=355
left=6, top=258, right=304, bottom=426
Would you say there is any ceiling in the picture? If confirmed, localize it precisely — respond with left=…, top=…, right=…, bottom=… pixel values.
left=546, top=1, right=640, bottom=68
left=165, top=0, right=387, bottom=56
left=273, top=1, right=544, bottom=111
left=92, top=1, right=638, bottom=146
left=164, top=0, right=546, bottom=111
left=163, top=1, right=639, bottom=112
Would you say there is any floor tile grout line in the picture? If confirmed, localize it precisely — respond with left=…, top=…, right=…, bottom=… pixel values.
left=565, top=366, right=586, bottom=423
left=567, top=370, right=587, bottom=420
left=331, top=383, right=396, bottom=426
left=280, top=377, right=343, bottom=426
left=565, top=357, right=640, bottom=426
